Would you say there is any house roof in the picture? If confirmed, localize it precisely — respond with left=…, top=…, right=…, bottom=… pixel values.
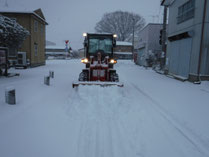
left=45, top=45, right=66, bottom=50
left=161, top=0, right=175, bottom=6
left=116, top=41, right=132, bottom=46
left=114, top=52, right=132, bottom=55
left=0, top=8, right=48, bottom=25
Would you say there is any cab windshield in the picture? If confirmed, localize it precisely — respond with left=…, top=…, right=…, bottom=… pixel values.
left=88, top=37, right=112, bottom=54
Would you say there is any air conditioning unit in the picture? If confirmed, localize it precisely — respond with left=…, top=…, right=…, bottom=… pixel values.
left=15, top=52, right=27, bottom=69
left=0, top=47, right=9, bottom=76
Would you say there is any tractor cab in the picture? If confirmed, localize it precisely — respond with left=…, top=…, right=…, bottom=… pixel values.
left=84, top=33, right=116, bottom=61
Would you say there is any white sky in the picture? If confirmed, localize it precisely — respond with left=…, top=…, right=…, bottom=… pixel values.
left=0, top=0, right=164, bottom=49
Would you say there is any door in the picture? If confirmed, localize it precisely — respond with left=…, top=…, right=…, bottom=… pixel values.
left=137, top=48, right=145, bottom=66
left=169, top=38, right=192, bottom=78
left=178, top=38, right=192, bottom=78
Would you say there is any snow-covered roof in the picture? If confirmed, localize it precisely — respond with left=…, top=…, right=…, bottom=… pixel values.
left=45, top=46, right=66, bottom=50
left=0, top=10, right=48, bottom=24
left=0, top=1, right=47, bottom=24
left=46, top=52, right=68, bottom=55
left=114, top=52, right=132, bottom=55
left=116, top=41, right=132, bottom=46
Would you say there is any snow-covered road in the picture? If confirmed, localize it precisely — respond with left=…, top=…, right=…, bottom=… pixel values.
left=0, top=60, right=209, bottom=157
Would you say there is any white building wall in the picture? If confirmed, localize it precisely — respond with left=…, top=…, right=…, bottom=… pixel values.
left=166, top=0, right=209, bottom=80
left=136, top=23, right=163, bottom=66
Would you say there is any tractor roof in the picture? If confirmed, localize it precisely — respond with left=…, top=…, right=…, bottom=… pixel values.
left=87, top=33, right=114, bottom=36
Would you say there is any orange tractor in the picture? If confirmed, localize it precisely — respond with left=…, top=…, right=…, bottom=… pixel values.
left=72, top=33, right=123, bottom=88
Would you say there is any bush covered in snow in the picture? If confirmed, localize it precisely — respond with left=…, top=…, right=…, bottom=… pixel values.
left=0, top=14, right=29, bottom=48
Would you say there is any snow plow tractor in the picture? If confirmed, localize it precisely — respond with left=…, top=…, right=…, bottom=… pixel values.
left=72, top=33, right=123, bottom=88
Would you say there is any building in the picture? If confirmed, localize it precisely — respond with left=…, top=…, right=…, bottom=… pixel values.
left=114, top=41, right=132, bottom=60
left=0, top=8, right=48, bottom=67
left=0, top=47, right=8, bottom=76
left=162, top=0, right=209, bottom=81
left=45, top=45, right=68, bottom=59
left=135, top=23, right=163, bottom=66
left=78, top=48, right=85, bottom=58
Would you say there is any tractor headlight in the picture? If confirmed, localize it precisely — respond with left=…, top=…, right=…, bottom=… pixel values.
left=110, top=59, right=117, bottom=64
left=83, top=33, right=87, bottom=37
left=81, top=58, right=88, bottom=63
left=113, top=34, right=117, bottom=38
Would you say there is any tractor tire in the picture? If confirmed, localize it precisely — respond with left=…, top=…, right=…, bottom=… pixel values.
left=110, top=72, right=119, bottom=82
left=78, top=71, right=89, bottom=81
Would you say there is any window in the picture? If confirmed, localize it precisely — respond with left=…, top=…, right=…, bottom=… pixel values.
left=0, top=49, right=6, bottom=65
left=88, top=37, right=113, bottom=54
left=34, top=44, right=38, bottom=56
left=34, top=20, right=38, bottom=32
left=41, top=24, right=44, bottom=34
left=177, top=0, right=195, bottom=24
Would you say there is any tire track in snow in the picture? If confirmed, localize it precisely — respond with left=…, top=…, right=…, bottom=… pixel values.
left=68, top=86, right=116, bottom=157
left=67, top=85, right=146, bottom=157
left=131, top=83, right=209, bottom=157
left=100, top=86, right=145, bottom=157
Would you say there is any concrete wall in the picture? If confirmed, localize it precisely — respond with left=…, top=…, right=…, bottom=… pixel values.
left=137, top=23, right=163, bottom=53
left=147, top=24, right=163, bottom=54
left=136, top=24, right=149, bottom=51
left=136, top=23, right=163, bottom=66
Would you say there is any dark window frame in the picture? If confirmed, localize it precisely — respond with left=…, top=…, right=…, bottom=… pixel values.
left=41, top=24, right=44, bottom=35
left=34, top=43, right=38, bottom=56
left=177, top=0, right=195, bottom=24
left=34, top=20, right=38, bottom=32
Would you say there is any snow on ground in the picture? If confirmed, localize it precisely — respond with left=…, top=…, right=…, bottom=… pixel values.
left=0, top=59, right=209, bottom=157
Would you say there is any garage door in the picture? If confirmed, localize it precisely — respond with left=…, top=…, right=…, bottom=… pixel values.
left=137, top=48, right=145, bottom=66
left=169, top=38, right=192, bottom=78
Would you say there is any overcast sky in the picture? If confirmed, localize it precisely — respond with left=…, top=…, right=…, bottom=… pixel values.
left=0, top=0, right=163, bottom=49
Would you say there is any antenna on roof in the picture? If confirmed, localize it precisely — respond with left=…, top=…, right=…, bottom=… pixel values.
left=4, top=0, right=8, bottom=7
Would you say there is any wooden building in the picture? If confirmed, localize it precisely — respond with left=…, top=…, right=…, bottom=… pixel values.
left=45, top=45, right=68, bottom=59
left=0, top=8, right=48, bottom=67
left=114, top=41, right=133, bottom=60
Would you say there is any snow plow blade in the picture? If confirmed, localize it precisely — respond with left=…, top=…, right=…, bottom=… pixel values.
left=72, top=81, right=124, bottom=88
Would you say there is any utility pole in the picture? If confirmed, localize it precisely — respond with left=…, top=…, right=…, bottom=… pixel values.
left=197, top=0, right=207, bottom=83
left=161, top=5, right=168, bottom=69
left=132, top=18, right=135, bottom=54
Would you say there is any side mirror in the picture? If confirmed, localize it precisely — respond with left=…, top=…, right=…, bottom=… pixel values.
left=113, top=39, right=116, bottom=47
left=84, top=38, right=88, bottom=47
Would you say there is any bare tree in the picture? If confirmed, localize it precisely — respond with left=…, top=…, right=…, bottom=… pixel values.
left=95, top=11, right=145, bottom=41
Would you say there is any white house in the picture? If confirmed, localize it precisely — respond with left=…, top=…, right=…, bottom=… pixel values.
left=162, top=0, right=209, bottom=81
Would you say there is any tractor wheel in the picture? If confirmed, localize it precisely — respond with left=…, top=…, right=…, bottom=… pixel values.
left=110, top=72, right=119, bottom=82
left=78, top=71, right=89, bottom=81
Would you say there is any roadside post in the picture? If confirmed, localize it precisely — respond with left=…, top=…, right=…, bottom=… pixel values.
left=44, top=76, right=50, bottom=86
left=5, top=87, right=16, bottom=105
